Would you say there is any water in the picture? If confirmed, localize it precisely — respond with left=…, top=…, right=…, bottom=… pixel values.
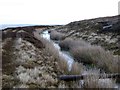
left=41, top=30, right=120, bottom=88
left=41, top=30, right=50, bottom=40
left=41, top=30, right=74, bottom=71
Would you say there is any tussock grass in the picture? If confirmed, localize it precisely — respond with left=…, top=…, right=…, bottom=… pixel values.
left=34, top=31, right=119, bottom=88
left=44, top=41, right=69, bottom=74
left=97, top=51, right=119, bottom=73
left=70, top=45, right=119, bottom=73
left=83, top=69, right=116, bottom=88
left=50, top=31, right=65, bottom=40
left=58, top=57, right=69, bottom=74
left=83, top=69, right=100, bottom=88
left=116, top=55, right=120, bottom=73
left=45, top=41, right=59, bottom=57
left=59, top=38, right=90, bottom=51
left=59, top=38, right=73, bottom=51
left=70, top=46, right=101, bottom=64
left=34, top=32, right=69, bottom=74
left=70, top=62, right=84, bottom=75
left=44, top=39, right=86, bottom=75
left=35, top=32, right=86, bottom=75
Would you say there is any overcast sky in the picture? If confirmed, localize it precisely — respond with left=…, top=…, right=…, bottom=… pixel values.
left=0, top=0, right=119, bottom=25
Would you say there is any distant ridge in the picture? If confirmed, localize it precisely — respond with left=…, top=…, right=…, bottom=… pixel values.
left=0, top=24, right=62, bottom=30
left=0, top=24, right=35, bottom=30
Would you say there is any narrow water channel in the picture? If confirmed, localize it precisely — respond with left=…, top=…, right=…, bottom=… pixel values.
left=41, top=30, right=119, bottom=88
left=41, top=30, right=74, bottom=71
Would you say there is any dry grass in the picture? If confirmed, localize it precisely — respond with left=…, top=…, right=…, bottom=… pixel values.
left=34, top=31, right=119, bottom=88
left=115, top=55, right=120, bottom=73
left=83, top=69, right=116, bottom=88
left=35, top=32, right=89, bottom=75
left=59, top=38, right=90, bottom=51
left=83, top=70, right=100, bottom=88
left=2, top=38, right=16, bottom=75
left=34, top=31, right=59, bottom=57
left=34, top=33, right=69, bottom=74
left=70, top=46, right=102, bottom=64
left=59, top=38, right=73, bottom=51
left=106, top=55, right=119, bottom=73
left=70, top=45, right=119, bottom=73
left=58, top=57, right=69, bottom=74
left=97, top=51, right=119, bottom=73
left=45, top=41, right=69, bottom=74
left=70, top=62, right=85, bottom=75
left=50, top=31, right=65, bottom=40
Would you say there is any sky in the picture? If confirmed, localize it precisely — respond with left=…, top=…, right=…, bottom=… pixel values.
left=0, top=0, right=119, bottom=25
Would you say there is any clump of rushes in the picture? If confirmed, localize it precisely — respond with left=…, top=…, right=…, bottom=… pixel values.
left=58, top=57, right=69, bottom=74
left=70, top=46, right=102, bottom=64
left=70, top=62, right=85, bottom=75
left=59, top=38, right=89, bottom=51
left=59, top=38, right=73, bottom=51
left=83, top=69, right=116, bottom=88
left=34, top=31, right=69, bottom=74
left=50, top=31, right=65, bottom=40
left=70, top=45, right=119, bottom=73
left=40, top=34, right=85, bottom=75
left=83, top=69, right=100, bottom=88
left=34, top=31, right=59, bottom=57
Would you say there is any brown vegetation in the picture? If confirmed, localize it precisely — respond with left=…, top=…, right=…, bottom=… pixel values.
left=70, top=45, right=119, bottom=73
left=59, top=38, right=89, bottom=51
left=70, top=62, right=84, bottom=75
left=2, top=38, right=20, bottom=88
left=2, top=38, right=16, bottom=75
left=2, top=24, right=119, bottom=88
left=70, top=46, right=103, bottom=64
left=50, top=31, right=65, bottom=40
left=83, top=70, right=116, bottom=88
left=17, top=30, right=45, bottom=48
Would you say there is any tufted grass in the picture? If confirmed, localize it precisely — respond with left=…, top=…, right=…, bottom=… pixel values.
left=59, top=38, right=89, bottom=51
left=70, top=45, right=119, bottom=73
left=50, top=31, right=65, bottom=40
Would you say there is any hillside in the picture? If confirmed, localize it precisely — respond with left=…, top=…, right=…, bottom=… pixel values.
left=1, top=26, right=68, bottom=88
left=1, top=15, right=120, bottom=89
left=56, top=15, right=120, bottom=55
